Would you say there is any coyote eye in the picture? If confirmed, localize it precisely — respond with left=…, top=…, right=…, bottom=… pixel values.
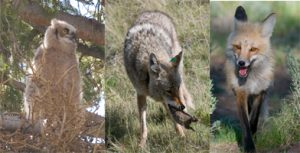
left=233, top=45, right=241, bottom=50
left=250, top=47, right=258, bottom=52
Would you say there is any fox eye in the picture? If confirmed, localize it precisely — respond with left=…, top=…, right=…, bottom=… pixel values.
left=250, top=47, right=258, bottom=52
left=233, top=45, right=241, bottom=50
left=63, top=28, right=69, bottom=34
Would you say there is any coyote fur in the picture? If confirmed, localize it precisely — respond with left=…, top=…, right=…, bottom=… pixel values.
left=124, top=11, right=194, bottom=147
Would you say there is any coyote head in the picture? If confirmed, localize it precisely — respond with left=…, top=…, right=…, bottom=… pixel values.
left=227, top=6, right=276, bottom=79
left=148, top=51, right=185, bottom=110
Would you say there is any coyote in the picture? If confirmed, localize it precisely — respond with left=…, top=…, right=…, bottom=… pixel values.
left=225, top=6, right=276, bottom=152
left=124, top=11, right=194, bottom=147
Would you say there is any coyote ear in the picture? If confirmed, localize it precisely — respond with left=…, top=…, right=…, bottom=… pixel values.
left=261, top=13, right=276, bottom=37
left=233, top=6, right=247, bottom=31
left=149, top=53, right=160, bottom=73
left=170, top=51, right=182, bottom=67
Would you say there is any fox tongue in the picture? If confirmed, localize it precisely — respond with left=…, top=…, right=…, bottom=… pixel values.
left=239, top=67, right=248, bottom=77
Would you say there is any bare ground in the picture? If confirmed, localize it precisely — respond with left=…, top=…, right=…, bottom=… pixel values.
left=210, top=142, right=239, bottom=153
left=210, top=142, right=300, bottom=153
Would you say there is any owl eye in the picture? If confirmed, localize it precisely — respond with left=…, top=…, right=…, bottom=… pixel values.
left=250, top=47, right=258, bottom=52
left=232, top=44, right=241, bottom=50
left=63, top=28, right=69, bottom=34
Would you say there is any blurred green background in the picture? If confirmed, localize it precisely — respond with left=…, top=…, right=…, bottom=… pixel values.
left=210, top=1, right=300, bottom=153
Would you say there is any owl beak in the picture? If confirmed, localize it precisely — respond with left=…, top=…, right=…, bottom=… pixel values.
left=69, top=32, right=77, bottom=42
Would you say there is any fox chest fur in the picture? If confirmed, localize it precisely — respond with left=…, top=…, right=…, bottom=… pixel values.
left=226, top=58, right=274, bottom=94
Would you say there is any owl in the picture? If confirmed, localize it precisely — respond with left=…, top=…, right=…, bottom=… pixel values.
left=24, top=19, right=82, bottom=126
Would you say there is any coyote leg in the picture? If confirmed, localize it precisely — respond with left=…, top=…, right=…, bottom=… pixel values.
left=137, top=94, right=147, bottom=147
left=174, top=123, right=185, bottom=137
left=235, top=89, right=256, bottom=153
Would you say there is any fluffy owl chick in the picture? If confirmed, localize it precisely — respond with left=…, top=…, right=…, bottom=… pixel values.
left=24, top=19, right=82, bottom=125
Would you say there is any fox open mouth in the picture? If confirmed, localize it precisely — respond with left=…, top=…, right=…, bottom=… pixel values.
left=238, top=66, right=248, bottom=78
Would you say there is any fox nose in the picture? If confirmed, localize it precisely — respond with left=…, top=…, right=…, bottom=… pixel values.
left=238, top=60, right=246, bottom=67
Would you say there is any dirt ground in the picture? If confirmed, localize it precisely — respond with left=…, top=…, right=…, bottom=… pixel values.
left=210, top=142, right=240, bottom=153
left=210, top=142, right=300, bottom=153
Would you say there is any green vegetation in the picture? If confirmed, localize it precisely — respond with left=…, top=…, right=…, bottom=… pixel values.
left=210, top=1, right=300, bottom=152
left=105, top=0, right=211, bottom=152
left=255, top=55, right=300, bottom=151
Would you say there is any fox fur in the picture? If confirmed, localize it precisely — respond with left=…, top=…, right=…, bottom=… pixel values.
left=225, top=6, right=276, bottom=153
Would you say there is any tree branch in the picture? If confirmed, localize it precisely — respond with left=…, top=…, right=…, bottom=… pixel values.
left=0, top=77, right=25, bottom=92
left=0, top=72, right=25, bottom=92
left=5, top=79, right=26, bottom=92
left=33, top=26, right=105, bottom=60
left=78, top=44, right=105, bottom=59
left=13, top=0, right=105, bottom=46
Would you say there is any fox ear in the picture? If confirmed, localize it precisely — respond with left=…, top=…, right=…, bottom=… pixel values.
left=235, top=6, right=248, bottom=22
left=261, top=13, right=276, bottom=37
left=149, top=53, right=160, bottom=73
left=233, top=6, right=247, bottom=31
left=170, top=51, right=182, bottom=67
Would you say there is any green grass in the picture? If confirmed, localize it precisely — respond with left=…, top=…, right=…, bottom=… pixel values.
left=210, top=1, right=300, bottom=152
left=255, top=55, right=300, bottom=151
left=105, top=0, right=211, bottom=152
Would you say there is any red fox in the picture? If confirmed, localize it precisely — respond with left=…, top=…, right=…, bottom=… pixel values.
left=225, top=6, right=276, bottom=152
